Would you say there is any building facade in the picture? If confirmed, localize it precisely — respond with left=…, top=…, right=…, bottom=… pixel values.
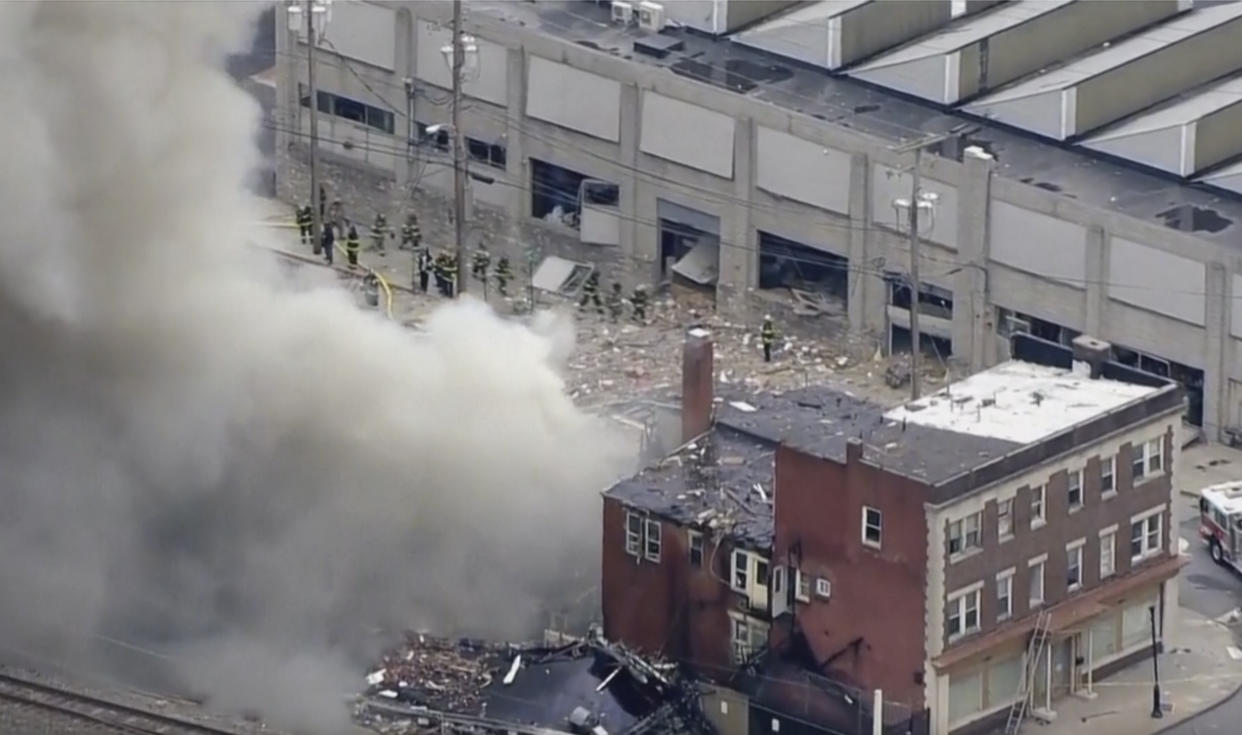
left=273, top=0, right=1242, bottom=445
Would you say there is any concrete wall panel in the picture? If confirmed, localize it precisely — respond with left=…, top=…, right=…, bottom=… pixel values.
left=640, top=92, right=735, bottom=179
left=840, top=1, right=953, bottom=69
left=312, top=0, right=395, bottom=70
left=526, top=57, right=621, bottom=142
left=1232, top=275, right=1242, bottom=339
left=1107, top=302, right=1206, bottom=368
left=756, top=128, right=851, bottom=215
left=990, top=264, right=1086, bottom=331
left=1196, top=103, right=1242, bottom=174
left=871, top=164, right=959, bottom=249
left=1108, top=238, right=1206, bottom=326
left=989, top=201, right=1087, bottom=287
left=414, top=19, right=508, bottom=105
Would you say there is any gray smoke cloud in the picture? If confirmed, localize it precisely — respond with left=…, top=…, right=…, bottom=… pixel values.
left=0, top=3, right=632, bottom=731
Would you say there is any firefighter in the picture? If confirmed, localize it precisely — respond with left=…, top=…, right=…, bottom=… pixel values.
left=761, top=315, right=778, bottom=363
left=400, top=214, right=421, bottom=251
left=442, top=253, right=459, bottom=298
left=606, top=282, right=624, bottom=323
left=370, top=213, right=390, bottom=255
left=328, top=198, right=344, bottom=233
left=472, top=247, right=491, bottom=282
left=579, top=271, right=603, bottom=314
left=363, top=272, right=380, bottom=308
left=630, top=284, right=649, bottom=324
left=417, top=247, right=432, bottom=293
left=433, top=252, right=449, bottom=295
left=320, top=222, right=335, bottom=266
left=296, top=204, right=312, bottom=245
left=319, top=184, right=327, bottom=218
left=345, top=222, right=361, bottom=268
left=495, top=256, right=512, bottom=297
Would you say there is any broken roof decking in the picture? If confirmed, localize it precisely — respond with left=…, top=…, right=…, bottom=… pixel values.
left=732, top=0, right=954, bottom=71
left=846, top=0, right=1184, bottom=105
left=1082, top=73, right=1242, bottom=177
left=964, top=3, right=1242, bottom=141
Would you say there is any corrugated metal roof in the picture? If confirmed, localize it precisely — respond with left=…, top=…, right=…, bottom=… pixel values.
left=964, top=3, right=1242, bottom=139
left=1082, top=73, right=1242, bottom=176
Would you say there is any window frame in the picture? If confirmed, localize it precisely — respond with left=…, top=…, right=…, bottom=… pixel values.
left=1066, top=539, right=1085, bottom=593
left=996, top=569, right=1014, bottom=622
left=815, top=577, right=832, bottom=599
left=997, top=497, right=1014, bottom=541
left=948, top=511, right=983, bottom=558
left=1132, top=438, right=1164, bottom=486
left=731, top=549, right=749, bottom=592
left=688, top=530, right=704, bottom=568
left=1030, top=485, right=1046, bottom=529
left=947, top=586, right=983, bottom=641
left=1130, top=508, right=1164, bottom=562
left=625, top=512, right=642, bottom=557
left=1100, top=455, right=1116, bottom=497
left=643, top=518, right=661, bottom=562
left=795, top=570, right=811, bottom=602
left=1028, top=556, right=1046, bottom=607
left=862, top=506, right=883, bottom=549
left=1067, top=468, right=1083, bottom=512
left=1099, top=527, right=1117, bottom=579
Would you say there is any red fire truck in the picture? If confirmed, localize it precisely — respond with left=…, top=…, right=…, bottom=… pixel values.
left=1199, top=481, right=1242, bottom=571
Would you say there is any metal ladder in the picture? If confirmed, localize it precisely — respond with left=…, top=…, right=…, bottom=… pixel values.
left=1003, top=610, right=1053, bottom=735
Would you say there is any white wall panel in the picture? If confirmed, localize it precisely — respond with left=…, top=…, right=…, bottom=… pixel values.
left=989, top=201, right=1086, bottom=287
left=756, top=127, right=851, bottom=215
left=526, top=57, right=621, bottom=142
left=870, top=164, right=958, bottom=249
left=640, top=93, right=735, bottom=179
left=1232, top=274, right=1242, bottom=338
left=312, top=1, right=395, bottom=71
left=414, top=19, right=508, bottom=105
left=1108, top=238, right=1206, bottom=326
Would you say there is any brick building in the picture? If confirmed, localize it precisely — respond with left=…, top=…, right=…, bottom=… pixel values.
left=602, top=332, right=1185, bottom=735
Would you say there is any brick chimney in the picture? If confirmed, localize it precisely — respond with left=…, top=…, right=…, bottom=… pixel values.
left=682, top=327, right=714, bottom=443
left=1071, top=335, right=1112, bottom=379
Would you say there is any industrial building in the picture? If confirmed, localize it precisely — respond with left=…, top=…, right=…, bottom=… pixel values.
left=273, top=0, right=1242, bottom=443
left=601, top=328, right=1184, bottom=735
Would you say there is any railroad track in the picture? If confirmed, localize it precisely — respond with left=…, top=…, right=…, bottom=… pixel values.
left=0, top=671, right=246, bottom=735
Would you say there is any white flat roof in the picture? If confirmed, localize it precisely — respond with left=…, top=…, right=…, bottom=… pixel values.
left=1202, top=481, right=1242, bottom=516
left=885, top=361, right=1162, bottom=445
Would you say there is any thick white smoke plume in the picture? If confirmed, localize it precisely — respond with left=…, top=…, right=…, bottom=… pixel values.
left=0, top=3, right=632, bottom=731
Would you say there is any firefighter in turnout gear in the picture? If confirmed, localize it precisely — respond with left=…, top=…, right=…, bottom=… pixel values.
left=296, top=204, right=312, bottom=245
left=442, top=254, right=459, bottom=298
left=370, top=213, right=390, bottom=255
left=472, top=248, right=491, bottom=281
left=630, top=284, right=649, bottom=324
left=606, top=282, right=624, bottom=323
left=363, top=272, right=380, bottom=308
left=579, top=271, right=603, bottom=314
left=320, top=222, right=335, bottom=265
left=417, top=247, right=432, bottom=293
left=761, top=316, right=777, bottom=363
left=400, top=214, right=421, bottom=251
left=495, top=256, right=512, bottom=297
left=433, top=253, right=448, bottom=295
left=345, top=222, right=361, bottom=268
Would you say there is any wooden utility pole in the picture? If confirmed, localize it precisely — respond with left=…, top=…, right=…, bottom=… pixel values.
left=306, top=0, right=322, bottom=253
left=907, top=148, right=924, bottom=400
left=451, top=0, right=468, bottom=295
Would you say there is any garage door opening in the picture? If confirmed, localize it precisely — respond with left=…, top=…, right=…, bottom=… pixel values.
left=997, top=307, right=1081, bottom=347
left=658, top=199, right=720, bottom=291
left=531, top=158, right=586, bottom=228
left=887, top=275, right=953, bottom=360
left=758, top=231, right=848, bottom=313
left=1112, top=345, right=1204, bottom=428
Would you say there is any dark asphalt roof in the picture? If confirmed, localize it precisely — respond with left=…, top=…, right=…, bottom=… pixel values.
left=477, top=0, right=1242, bottom=243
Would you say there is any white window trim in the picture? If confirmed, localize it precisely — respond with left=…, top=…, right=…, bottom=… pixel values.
left=1067, top=468, right=1084, bottom=513
left=625, top=512, right=642, bottom=557
left=815, top=577, right=832, bottom=599
left=1100, top=455, right=1117, bottom=499
left=947, top=582, right=984, bottom=641
left=948, top=511, right=984, bottom=561
left=1099, top=528, right=1117, bottom=579
left=731, top=549, right=749, bottom=592
left=1132, top=438, right=1165, bottom=487
left=1130, top=505, right=1166, bottom=562
left=862, top=505, right=883, bottom=549
left=644, top=518, right=661, bottom=562
left=795, top=570, right=811, bottom=602
left=688, top=530, right=704, bottom=567
left=1028, top=554, right=1047, bottom=606
left=997, top=496, right=1015, bottom=543
left=1066, top=539, right=1085, bottom=592
left=996, top=568, right=1015, bottom=622
left=1030, top=485, right=1047, bottom=530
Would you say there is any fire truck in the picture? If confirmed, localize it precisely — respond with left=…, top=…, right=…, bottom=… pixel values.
left=1199, top=481, right=1242, bottom=571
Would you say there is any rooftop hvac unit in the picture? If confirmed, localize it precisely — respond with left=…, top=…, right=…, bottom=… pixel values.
left=638, top=1, right=664, bottom=32
left=611, top=1, right=634, bottom=25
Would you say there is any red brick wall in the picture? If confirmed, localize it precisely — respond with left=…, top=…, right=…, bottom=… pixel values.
left=600, top=496, right=740, bottom=680
left=772, top=445, right=930, bottom=708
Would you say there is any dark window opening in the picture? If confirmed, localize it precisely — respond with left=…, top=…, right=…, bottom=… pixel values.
left=333, top=95, right=366, bottom=124
left=1113, top=344, right=1204, bottom=427
left=297, top=84, right=330, bottom=114
left=415, top=122, right=450, bottom=152
left=297, top=85, right=393, bottom=134
left=582, top=181, right=619, bottom=207
left=887, top=276, right=953, bottom=320
left=758, top=231, right=848, bottom=301
left=531, top=158, right=586, bottom=228
left=659, top=219, right=710, bottom=275
left=366, top=106, right=394, bottom=135
left=890, top=325, right=952, bottom=360
left=996, top=307, right=1080, bottom=346
left=466, top=137, right=506, bottom=169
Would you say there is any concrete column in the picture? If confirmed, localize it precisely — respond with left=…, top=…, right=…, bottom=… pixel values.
left=274, top=5, right=299, bottom=201
left=503, top=47, right=527, bottom=226
left=952, top=147, right=993, bottom=371
left=1203, top=262, right=1228, bottom=440
left=848, top=153, right=883, bottom=334
left=717, top=117, right=756, bottom=317
left=618, top=83, right=641, bottom=272
left=1084, top=225, right=1108, bottom=337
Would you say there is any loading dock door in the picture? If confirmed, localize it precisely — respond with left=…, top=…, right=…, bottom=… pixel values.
left=657, top=199, right=720, bottom=283
left=579, top=179, right=621, bottom=246
left=672, top=241, right=720, bottom=285
left=531, top=256, right=594, bottom=297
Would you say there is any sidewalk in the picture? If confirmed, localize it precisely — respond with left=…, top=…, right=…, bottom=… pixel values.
left=1025, top=608, right=1241, bottom=735
left=1176, top=442, right=1242, bottom=499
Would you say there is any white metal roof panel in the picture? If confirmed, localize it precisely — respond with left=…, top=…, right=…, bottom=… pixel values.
left=731, top=1, right=873, bottom=68
left=1202, top=482, right=1242, bottom=516
left=964, top=3, right=1242, bottom=139
left=1197, top=159, right=1242, bottom=196
left=1082, top=74, right=1242, bottom=176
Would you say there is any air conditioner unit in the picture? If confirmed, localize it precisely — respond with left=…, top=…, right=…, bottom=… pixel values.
left=637, top=1, right=664, bottom=31
left=611, top=1, right=634, bottom=25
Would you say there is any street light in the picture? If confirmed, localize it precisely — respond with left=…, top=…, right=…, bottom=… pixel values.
left=440, top=33, right=480, bottom=81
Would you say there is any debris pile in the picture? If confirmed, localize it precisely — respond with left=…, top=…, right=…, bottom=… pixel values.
left=366, top=634, right=505, bottom=713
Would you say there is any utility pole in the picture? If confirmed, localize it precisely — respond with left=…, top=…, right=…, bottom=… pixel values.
left=451, top=0, right=468, bottom=296
left=306, top=0, right=322, bottom=253
left=890, top=125, right=977, bottom=401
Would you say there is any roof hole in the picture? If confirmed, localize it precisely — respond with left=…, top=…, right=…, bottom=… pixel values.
left=1156, top=205, right=1231, bottom=234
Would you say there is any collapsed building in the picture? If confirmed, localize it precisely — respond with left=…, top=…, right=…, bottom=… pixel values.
left=356, top=628, right=716, bottom=735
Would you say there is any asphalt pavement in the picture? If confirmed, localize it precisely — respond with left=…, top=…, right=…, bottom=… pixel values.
left=1159, top=505, right=1242, bottom=735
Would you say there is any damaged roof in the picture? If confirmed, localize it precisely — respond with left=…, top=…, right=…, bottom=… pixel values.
left=362, top=633, right=693, bottom=735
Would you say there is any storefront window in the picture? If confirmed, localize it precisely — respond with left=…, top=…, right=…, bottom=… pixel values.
left=949, top=670, right=983, bottom=725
